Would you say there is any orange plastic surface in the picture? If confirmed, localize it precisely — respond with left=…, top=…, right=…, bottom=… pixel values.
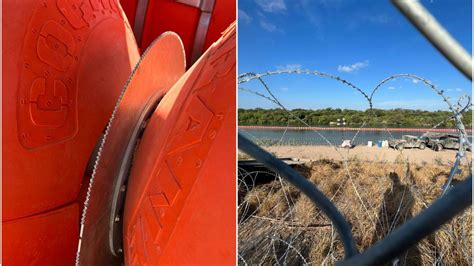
left=2, top=0, right=139, bottom=221
left=3, top=204, right=79, bottom=265
left=120, top=0, right=236, bottom=66
left=78, top=32, right=185, bottom=265
left=123, top=22, right=236, bottom=265
left=204, top=0, right=237, bottom=50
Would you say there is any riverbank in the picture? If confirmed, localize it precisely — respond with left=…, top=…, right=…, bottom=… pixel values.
left=239, top=125, right=473, bottom=133
left=259, top=145, right=471, bottom=165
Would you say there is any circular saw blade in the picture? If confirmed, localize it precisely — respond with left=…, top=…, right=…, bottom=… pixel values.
left=77, top=32, right=185, bottom=265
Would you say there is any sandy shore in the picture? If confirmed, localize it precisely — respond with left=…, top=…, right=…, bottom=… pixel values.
left=258, top=145, right=472, bottom=165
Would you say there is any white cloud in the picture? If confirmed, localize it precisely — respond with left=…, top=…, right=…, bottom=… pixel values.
left=412, top=79, right=419, bottom=84
left=255, top=0, right=286, bottom=13
left=337, top=60, right=369, bottom=73
left=276, top=64, right=302, bottom=71
left=455, top=88, right=463, bottom=91
left=239, top=9, right=252, bottom=24
left=388, top=86, right=396, bottom=90
left=260, top=20, right=281, bottom=32
left=280, top=87, right=289, bottom=91
left=297, top=0, right=322, bottom=28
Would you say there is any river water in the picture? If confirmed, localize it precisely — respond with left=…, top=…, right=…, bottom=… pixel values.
left=239, top=128, right=473, bottom=146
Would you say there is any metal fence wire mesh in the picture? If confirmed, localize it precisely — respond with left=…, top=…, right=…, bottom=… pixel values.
left=237, top=1, right=472, bottom=265
left=237, top=70, right=472, bottom=265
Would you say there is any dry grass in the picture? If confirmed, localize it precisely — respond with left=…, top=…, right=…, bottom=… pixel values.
left=238, top=159, right=472, bottom=265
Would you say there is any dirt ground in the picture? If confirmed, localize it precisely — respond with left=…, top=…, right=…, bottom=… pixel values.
left=260, top=145, right=471, bottom=166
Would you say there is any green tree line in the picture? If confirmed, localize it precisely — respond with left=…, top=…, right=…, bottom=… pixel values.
left=238, top=108, right=472, bottom=128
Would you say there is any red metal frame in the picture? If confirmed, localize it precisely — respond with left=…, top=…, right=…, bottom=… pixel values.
left=120, top=0, right=236, bottom=67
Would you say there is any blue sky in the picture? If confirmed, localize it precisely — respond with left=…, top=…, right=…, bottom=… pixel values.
left=238, top=0, right=472, bottom=111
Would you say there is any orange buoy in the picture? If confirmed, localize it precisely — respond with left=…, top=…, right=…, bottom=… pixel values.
left=123, top=22, right=236, bottom=265
left=3, top=0, right=236, bottom=264
left=3, top=0, right=139, bottom=264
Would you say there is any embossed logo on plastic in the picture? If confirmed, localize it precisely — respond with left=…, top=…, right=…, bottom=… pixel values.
left=18, top=0, right=119, bottom=149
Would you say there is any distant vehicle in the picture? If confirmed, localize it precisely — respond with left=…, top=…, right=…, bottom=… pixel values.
left=421, top=132, right=472, bottom=152
left=340, top=139, right=353, bottom=148
left=388, top=135, right=427, bottom=150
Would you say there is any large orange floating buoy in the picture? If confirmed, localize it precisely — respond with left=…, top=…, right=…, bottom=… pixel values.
left=77, top=22, right=236, bottom=265
left=123, top=22, right=236, bottom=265
left=3, top=0, right=139, bottom=264
left=3, top=0, right=236, bottom=264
